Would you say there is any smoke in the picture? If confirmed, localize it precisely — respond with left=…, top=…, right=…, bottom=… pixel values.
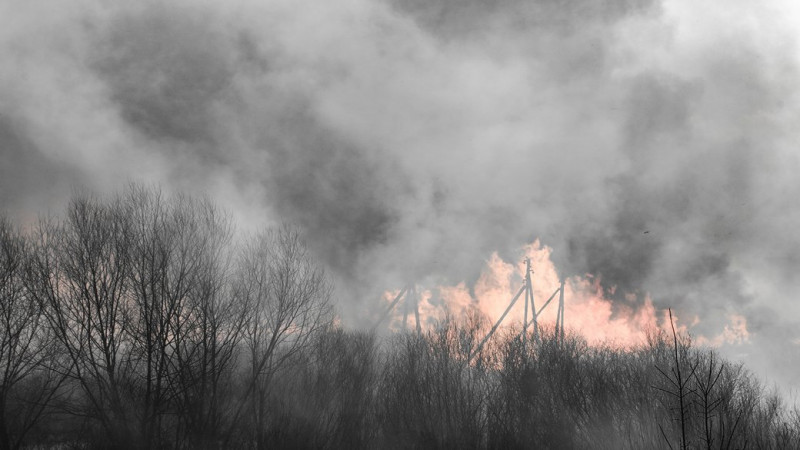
left=2, top=0, right=800, bottom=390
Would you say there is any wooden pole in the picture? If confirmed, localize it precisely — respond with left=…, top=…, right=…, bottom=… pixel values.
left=402, top=285, right=409, bottom=330
left=470, top=284, right=526, bottom=361
left=412, top=285, right=421, bottom=334
left=523, top=265, right=529, bottom=349
left=558, top=279, right=565, bottom=344
left=372, top=286, right=408, bottom=332
left=526, top=259, right=539, bottom=343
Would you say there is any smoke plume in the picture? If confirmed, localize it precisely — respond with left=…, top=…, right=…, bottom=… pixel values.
left=2, top=0, right=800, bottom=391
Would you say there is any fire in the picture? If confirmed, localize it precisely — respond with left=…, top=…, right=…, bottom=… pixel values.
left=695, top=314, right=750, bottom=347
left=380, top=240, right=748, bottom=349
left=465, top=240, right=667, bottom=347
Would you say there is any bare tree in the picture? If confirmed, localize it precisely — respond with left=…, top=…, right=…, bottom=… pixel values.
left=116, top=186, right=245, bottom=448
left=8, top=187, right=800, bottom=449
left=654, top=309, right=699, bottom=450
left=692, top=350, right=725, bottom=450
left=227, top=225, right=333, bottom=448
left=25, top=194, right=135, bottom=447
left=123, top=187, right=180, bottom=448
left=0, top=217, right=64, bottom=450
left=160, top=194, right=245, bottom=448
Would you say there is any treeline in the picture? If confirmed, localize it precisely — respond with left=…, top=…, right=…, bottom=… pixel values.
left=0, top=187, right=333, bottom=449
left=1, top=187, right=798, bottom=449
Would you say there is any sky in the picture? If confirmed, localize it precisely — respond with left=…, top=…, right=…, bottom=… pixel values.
left=1, top=0, right=800, bottom=394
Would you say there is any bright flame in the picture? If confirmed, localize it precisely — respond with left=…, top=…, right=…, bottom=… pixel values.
left=380, top=239, right=748, bottom=348
left=695, top=314, right=750, bottom=347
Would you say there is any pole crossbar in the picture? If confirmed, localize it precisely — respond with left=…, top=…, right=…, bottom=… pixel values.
left=520, top=286, right=562, bottom=336
left=537, top=287, right=562, bottom=317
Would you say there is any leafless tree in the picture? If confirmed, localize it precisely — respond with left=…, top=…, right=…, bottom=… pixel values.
left=0, top=217, right=64, bottom=450
left=654, top=309, right=699, bottom=450
left=158, top=193, right=244, bottom=448
left=8, top=187, right=800, bottom=449
left=226, top=225, right=333, bottom=448
left=25, top=194, right=135, bottom=446
left=108, top=185, right=244, bottom=448
left=692, top=350, right=725, bottom=450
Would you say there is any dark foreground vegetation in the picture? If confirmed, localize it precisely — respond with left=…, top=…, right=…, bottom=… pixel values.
left=1, top=187, right=798, bottom=449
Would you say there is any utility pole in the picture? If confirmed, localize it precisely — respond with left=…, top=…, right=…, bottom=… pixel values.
left=557, top=278, right=565, bottom=345
left=521, top=280, right=566, bottom=346
left=402, top=284, right=422, bottom=335
left=374, top=262, right=568, bottom=360
left=523, top=265, right=529, bottom=349
left=470, top=284, right=526, bottom=361
left=374, top=283, right=421, bottom=334
left=525, top=258, right=539, bottom=344
left=471, top=259, right=567, bottom=361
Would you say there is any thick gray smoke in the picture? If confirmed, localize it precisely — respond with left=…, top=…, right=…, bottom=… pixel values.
left=2, top=0, right=800, bottom=391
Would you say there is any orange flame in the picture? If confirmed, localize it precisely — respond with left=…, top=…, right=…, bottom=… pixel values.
left=380, top=240, right=748, bottom=348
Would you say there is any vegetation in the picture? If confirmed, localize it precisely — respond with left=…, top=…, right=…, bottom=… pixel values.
left=0, top=187, right=798, bottom=449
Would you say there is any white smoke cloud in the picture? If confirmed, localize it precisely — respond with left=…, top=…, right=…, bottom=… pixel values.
left=1, top=0, right=800, bottom=391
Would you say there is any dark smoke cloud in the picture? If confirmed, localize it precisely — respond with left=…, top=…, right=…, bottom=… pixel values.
left=1, top=0, right=800, bottom=391
left=0, top=116, right=82, bottom=219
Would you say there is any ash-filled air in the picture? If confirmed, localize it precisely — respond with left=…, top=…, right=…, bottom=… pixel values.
left=1, top=0, right=800, bottom=390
